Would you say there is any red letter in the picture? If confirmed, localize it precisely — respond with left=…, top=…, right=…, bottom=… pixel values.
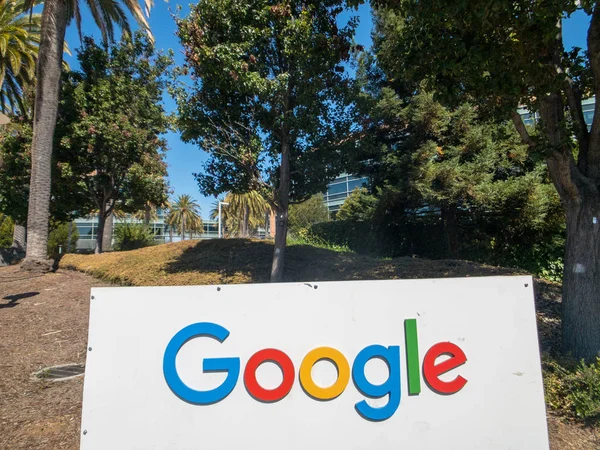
left=244, top=349, right=295, bottom=402
left=423, top=342, right=467, bottom=394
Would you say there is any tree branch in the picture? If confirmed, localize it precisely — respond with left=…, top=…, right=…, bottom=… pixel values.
left=563, top=78, right=590, bottom=173
left=510, top=111, right=537, bottom=148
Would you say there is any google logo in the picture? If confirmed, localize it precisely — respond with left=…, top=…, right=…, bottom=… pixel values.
left=163, top=319, right=468, bottom=421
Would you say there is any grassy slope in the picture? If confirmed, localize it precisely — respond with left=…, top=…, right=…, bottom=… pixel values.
left=60, top=238, right=523, bottom=286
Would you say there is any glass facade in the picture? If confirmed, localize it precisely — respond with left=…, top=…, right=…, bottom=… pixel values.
left=74, top=216, right=221, bottom=251
left=518, top=97, right=595, bottom=131
left=324, top=174, right=369, bottom=214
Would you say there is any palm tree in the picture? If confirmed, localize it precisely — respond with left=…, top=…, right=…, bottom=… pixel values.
left=0, top=0, right=43, bottom=114
left=22, top=0, right=153, bottom=270
left=167, top=195, right=202, bottom=241
left=133, top=201, right=159, bottom=225
left=210, top=191, right=269, bottom=238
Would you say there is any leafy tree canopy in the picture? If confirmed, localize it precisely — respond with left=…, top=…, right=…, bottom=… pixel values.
left=371, top=0, right=600, bottom=360
left=174, top=0, right=362, bottom=279
left=57, top=33, right=172, bottom=251
left=0, top=114, right=90, bottom=224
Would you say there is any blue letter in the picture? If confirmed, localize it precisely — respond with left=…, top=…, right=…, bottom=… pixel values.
left=352, top=345, right=401, bottom=421
left=163, top=322, right=240, bottom=404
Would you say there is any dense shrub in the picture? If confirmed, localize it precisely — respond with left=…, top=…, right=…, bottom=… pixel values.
left=114, top=223, right=156, bottom=251
left=309, top=211, right=565, bottom=281
left=288, top=227, right=351, bottom=253
left=309, top=218, right=448, bottom=258
left=544, top=357, right=600, bottom=421
left=48, top=222, right=79, bottom=259
left=0, top=215, right=14, bottom=248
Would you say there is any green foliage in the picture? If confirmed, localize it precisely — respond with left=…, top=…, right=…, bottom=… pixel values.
left=47, top=223, right=79, bottom=259
left=0, top=0, right=43, bottom=114
left=114, top=223, right=156, bottom=251
left=210, top=191, right=269, bottom=237
left=0, top=214, right=14, bottom=247
left=288, top=227, right=350, bottom=253
left=310, top=218, right=447, bottom=257
left=342, top=59, right=566, bottom=276
left=288, top=194, right=329, bottom=234
left=0, top=118, right=32, bottom=223
left=373, top=0, right=586, bottom=119
left=174, top=0, right=359, bottom=204
left=0, top=115, right=88, bottom=223
left=540, top=257, right=565, bottom=284
left=23, top=0, right=153, bottom=45
left=336, top=188, right=377, bottom=222
left=167, top=194, right=202, bottom=239
left=544, top=357, right=600, bottom=421
left=57, top=32, right=171, bottom=222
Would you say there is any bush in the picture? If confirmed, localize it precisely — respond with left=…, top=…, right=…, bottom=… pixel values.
left=309, top=218, right=446, bottom=257
left=288, top=227, right=351, bottom=253
left=0, top=215, right=14, bottom=248
left=48, top=222, right=79, bottom=259
left=543, top=357, right=600, bottom=421
left=336, top=188, right=377, bottom=222
left=114, top=223, right=156, bottom=251
left=288, top=194, right=329, bottom=234
left=309, top=211, right=566, bottom=281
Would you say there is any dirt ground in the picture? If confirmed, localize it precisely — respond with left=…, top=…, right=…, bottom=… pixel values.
left=0, top=264, right=599, bottom=449
left=0, top=267, right=108, bottom=449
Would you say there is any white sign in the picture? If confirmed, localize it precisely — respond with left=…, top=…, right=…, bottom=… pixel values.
left=80, top=276, right=549, bottom=450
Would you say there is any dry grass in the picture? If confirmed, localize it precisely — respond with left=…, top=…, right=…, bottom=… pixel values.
left=60, top=238, right=523, bottom=286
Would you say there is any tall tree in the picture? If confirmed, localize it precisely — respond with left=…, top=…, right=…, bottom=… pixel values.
left=374, top=1, right=600, bottom=360
left=22, top=0, right=153, bottom=270
left=168, top=194, right=202, bottom=241
left=57, top=34, right=170, bottom=254
left=175, top=0, right=359, bottom=281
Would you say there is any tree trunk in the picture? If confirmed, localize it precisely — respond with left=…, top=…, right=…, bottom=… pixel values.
left=242, top=204, right=249, bottom=238
left=561, top=194, right=600, bottom=361
left=66, top=221, right=72, bottom=253
left=102, top=211, right=113, bottom=252
left=94, top=206, right=106, bottom=255
left=144, top=203, right=151, bottom=226
left=270, top=140, right=291, bottom=282
left=181, top=216, right=186, bottom=241
left=536, top=93, right=600, bottom=361
left=22, top=0, right=68, bottom=270
left=265, top=211, right=269, bottom=238
left=169, top=226, right=173, bottom=243
left=11, top=222, right=26, bottom=251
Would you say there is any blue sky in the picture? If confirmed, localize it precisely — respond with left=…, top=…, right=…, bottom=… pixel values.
left=62, top=2, right=588, bottom=218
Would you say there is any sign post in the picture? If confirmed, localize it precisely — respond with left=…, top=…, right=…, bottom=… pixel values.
left=81, top=276, right=549, bottom=449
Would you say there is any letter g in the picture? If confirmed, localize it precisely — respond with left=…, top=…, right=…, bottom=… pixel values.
left=163, top=322, right=240, bottom=404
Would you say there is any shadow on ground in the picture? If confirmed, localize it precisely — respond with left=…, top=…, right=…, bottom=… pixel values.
left=164, top=239, right=375, bottom=284
left=0, top=291, right=39, bottom=309
left=164, top=239, right=525, bottom=284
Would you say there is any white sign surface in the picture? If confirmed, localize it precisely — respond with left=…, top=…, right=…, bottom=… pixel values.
left=81, top=276, right=549, bottom=450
